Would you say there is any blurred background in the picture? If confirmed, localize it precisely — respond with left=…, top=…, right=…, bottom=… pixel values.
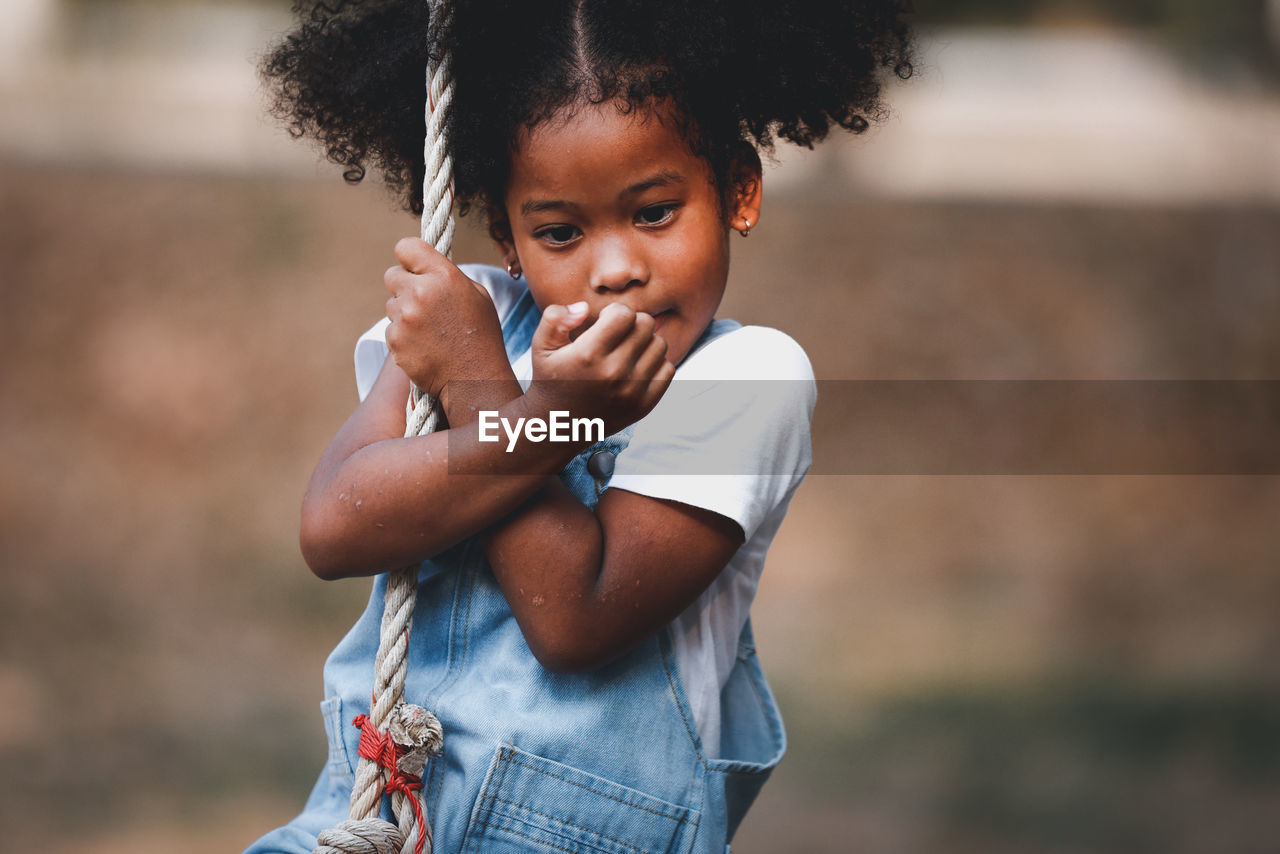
left=2, top=1, right=1278, bottom=851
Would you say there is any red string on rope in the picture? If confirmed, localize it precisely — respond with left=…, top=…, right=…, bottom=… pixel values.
left=352, top=714, right=429, bottom=854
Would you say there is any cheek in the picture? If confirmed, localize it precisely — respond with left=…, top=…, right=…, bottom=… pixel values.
left=681, top=234, right=731, bottom=296
left=661, top=222, right=729, bottom=275
left=521, top=262, right=579, bottom=311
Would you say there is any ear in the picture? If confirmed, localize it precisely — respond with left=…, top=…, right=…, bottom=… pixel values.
left=727, top=144, right=763, bottom=235
left=486, top=205, right=522, bottom=278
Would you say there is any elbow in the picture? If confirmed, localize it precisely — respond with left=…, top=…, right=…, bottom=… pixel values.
left=529, top=645, right=595, bottom=676
left=300, top=492, right=451, bottom=581
left=530, top=645, right=603, bottom=676
left=523, top=619, right=626, bottom=675
left=299, top=517, right=339, bottom=581
left=299, top=498, right=352, bottom=581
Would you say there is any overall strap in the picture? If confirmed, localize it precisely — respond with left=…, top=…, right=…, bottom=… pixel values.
left=689, top=318, right=741, bottom=358
left=500, top=288, right=541, bottom=363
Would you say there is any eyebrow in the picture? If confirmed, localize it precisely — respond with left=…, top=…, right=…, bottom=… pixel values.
left=521, top=198, right=575, bottom=216
left=623, top=169, right=684, bottom=197
left=519, top=170, right=685, bottom=217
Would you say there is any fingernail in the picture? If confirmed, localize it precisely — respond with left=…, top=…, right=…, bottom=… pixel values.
left=566, top=301, right=588, bottom=317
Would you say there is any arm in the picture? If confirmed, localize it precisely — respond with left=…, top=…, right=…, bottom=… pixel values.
left=300, top=239, right=673, bottom=580
left=300, top=239, right=569, bottom=578
left=484, top=327, right=817, bottom=673
left=305, top=366, right=742, bottom=667
left=483, top=481, right=743, bottom=673
left=303, top=239, right=744, bottom=673
left=299, top=355, right=571, bottom=579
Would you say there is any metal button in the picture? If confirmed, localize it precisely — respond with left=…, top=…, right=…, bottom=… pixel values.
left=587, top=450, right=615, bottom=480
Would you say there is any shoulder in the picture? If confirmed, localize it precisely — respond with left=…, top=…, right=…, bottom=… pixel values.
left=608, top=324, right=815, bottom=540
left=659, top=322, right=816, bottom=421
left=678, top=324, right=815, bottom=385
left=459, top=263, right=527, bottom=321
left=669, top=324, right=816, bottom=418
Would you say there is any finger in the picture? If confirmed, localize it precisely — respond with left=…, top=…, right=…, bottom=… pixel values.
left=384, top=268, right=420, bottom=324
left=617, top=310, right=658, bottom=360
left=574, top=302, right=637, bottom=355
left=531, top=301, right=589, bottom=355
left=393, top=236, right=445, bottom=275
left=644, top=357, right=676, bottom=408
left=632, top=330, right=669, bottom=379
left=629, top=309, right=656, bottom=341
left=596, top=311, right=656, bottom=374
left=384, top=264, right=408, bottom=298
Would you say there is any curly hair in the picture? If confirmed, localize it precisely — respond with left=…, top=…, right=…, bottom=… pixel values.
left=262, top=0, right=913, bottom=220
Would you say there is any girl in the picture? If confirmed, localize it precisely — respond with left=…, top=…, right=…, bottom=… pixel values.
left=248, top=2, right=911, bottom=852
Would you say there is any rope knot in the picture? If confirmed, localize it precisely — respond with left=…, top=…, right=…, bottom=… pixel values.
left=313, top=818, right=404, bottom=854
left=388, top=703, right=444, bottom=777
left=352, top=714, right=401, bottom=771
left=350, top=706, right=442, bottom=854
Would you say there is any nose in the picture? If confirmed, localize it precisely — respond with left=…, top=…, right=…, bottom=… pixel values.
left=589, top=231, right=648, bottom=294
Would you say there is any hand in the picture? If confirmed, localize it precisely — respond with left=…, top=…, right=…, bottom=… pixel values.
left=526, top=301, right=675, bottom=435
left=384, top=238, right=509, bottom=403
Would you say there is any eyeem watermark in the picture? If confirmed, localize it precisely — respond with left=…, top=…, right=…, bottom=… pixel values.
left=453, top=380, right=1280, bottom=474
left=478, top=410, right=605, bottom=452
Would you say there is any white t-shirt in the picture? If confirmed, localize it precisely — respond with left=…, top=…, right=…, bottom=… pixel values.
left=355, top=265, right=815, bottom=755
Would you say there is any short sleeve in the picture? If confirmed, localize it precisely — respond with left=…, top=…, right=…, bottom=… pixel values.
left=607, top=326, right=815, bottom=542
left=352, top=264, right=525, bottom=402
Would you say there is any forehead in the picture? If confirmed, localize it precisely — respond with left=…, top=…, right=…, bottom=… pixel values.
left=506, top=101, right=711, bottom=203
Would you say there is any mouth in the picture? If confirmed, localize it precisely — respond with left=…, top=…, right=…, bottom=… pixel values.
left=572, top=307, right=674, bottom=338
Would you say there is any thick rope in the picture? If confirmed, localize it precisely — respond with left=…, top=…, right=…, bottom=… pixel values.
left=314, top=2, right=454, bottom=853
left=406, top=15, right=455, bottom=433
left=315, top=820, right=404, bottom=854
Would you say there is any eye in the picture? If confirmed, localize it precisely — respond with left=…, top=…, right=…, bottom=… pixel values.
left=635, top=203, right=678, bottom=227
left=535, top=224, right=581, bottom=246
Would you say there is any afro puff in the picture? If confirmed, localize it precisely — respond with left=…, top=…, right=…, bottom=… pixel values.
left=262, top=0, right=913, bottom=217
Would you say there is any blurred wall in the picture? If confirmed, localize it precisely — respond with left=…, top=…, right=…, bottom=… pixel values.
left=3, top=0, right=1279, bottom=203
left=2, top=3, right=1278, bottom=854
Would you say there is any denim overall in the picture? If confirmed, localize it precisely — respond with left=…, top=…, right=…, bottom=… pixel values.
left=246, top=291, right=784, bottom=854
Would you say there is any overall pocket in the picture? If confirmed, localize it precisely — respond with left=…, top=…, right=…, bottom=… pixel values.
left=462, top=744, right=700, bottom=854
left=703, top=639, right=786, bottom=841
left=321, top=696, right=356, bottom=790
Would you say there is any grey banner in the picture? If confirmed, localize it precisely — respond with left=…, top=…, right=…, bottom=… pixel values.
left=812, top=380, right=1280, bottom=475
left=444, top=381, right=1280, bottom=475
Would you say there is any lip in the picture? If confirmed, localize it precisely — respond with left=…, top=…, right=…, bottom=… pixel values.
left=587, top=305, right=673, bottom=325
left=570, top=306, right=673, bottom=341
